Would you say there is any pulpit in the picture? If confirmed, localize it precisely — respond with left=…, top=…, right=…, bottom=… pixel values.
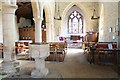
left=29, top=43, right=50, bottom=78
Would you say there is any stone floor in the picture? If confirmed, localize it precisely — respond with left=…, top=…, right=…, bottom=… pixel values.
left=0, top=48, right=119, bottom=79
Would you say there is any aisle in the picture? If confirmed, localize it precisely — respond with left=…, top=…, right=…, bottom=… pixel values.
left=46, top=48, right=118, bottom=78
left=3, top=48, right=118, bottom=78
left=64, top=48, right=88, bottom=64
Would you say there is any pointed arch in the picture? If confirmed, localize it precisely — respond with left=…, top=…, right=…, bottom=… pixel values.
left=68, top=10, right=83, bottom=34
left=61, top=2, right=86, bottom=36
left=43, top=4, right=53, bottom=42
left=31, top=1, right=41, bottom=18
left=43, top=4, right=52, bottom=23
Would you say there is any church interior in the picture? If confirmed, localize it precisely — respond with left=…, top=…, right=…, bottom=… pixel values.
left=0, top=0, right=120, bottom=79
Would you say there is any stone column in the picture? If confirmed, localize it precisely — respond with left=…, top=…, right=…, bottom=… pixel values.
left=31, top=1, right=43, bottom=43
left=51, top=22, right=55, bottom=41
left=0, top=2, right=3, bottom=43
left=2, top=3, right=18, bottom=73
left=46, top=22, right=51, bottom=42
left=34, top=17, right=42, bottom=43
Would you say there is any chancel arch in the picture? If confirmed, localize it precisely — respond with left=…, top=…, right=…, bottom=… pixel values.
left=61, top=3, right=86, bottom=46
left=61, top=3, right=86, bottom=37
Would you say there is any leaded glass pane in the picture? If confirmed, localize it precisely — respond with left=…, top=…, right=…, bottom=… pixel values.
left=68, top=10, right=83, bottom=34
left=70, top=14, right=74, bottom=18
left=77, top=14, right=81, bottom=18
left=69, top=19, right=72, bottom=33
left=73, top=11, right=77, bottom=16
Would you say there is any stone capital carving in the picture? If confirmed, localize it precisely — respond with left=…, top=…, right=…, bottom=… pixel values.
left=2, top=4, right=17, bottom=14
left=34, top=16, right=43, bottom=21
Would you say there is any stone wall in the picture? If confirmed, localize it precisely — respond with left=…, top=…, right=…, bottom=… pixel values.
left=54, top=2, right=99, bottom=41
left=0, top=2, right=3, bottom=43
left=98, top=2, right=118, bottom=42
left=118, top=1, right=120, bottom=48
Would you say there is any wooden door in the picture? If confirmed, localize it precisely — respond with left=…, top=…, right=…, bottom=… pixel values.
left=42, top=29, right=46, bottom=42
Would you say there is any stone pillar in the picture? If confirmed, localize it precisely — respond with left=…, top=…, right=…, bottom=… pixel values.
left=2, top=3, right=18, bottom=73
left=30, top=43, right=50, bottom=78
left=0, top=2, right=3, bottom=43
left=46, top=22, right=54, bottom=42
left=34, top=17, right=42, bottom=43
left=31, top=1, right=44, bottom=43
left=46, top=22, right=52, bottom=42
left=46, top=22, right=49, bottom=42
left=51, top=22, right=55, bottom=41
left=15, top=16, right=19, bottom=42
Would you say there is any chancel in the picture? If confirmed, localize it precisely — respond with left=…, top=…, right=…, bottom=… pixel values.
left=0, top=0, right=120, bottom=79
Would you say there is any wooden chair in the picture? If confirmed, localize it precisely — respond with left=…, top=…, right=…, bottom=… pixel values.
left=47, top=42, right=57, bottom=61
left=48, top=42, right=66, bottom=62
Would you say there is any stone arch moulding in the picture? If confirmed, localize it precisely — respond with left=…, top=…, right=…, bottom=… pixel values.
left=31, top=2, right=40, bottom=19
left=43, top=4, right=52, bottom=24
left=61, top=2, right=86, bottom=36
left=43, top=4, right=53, bottom=42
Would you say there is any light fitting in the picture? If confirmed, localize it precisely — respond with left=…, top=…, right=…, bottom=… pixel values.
left=91, top=9, right=100, bottom=20
left=54, top=2, right=62, bottom=20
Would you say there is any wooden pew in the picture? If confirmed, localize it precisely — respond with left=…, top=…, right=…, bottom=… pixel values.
left=0, top=43, right=3, bottom=58
left=56, top=42, right=66, bottom=62
left=46, top=42, right=66, bottom=62
left=15, top=42, right=30, bottom=60
left=89, top=42, right=117, bottom=64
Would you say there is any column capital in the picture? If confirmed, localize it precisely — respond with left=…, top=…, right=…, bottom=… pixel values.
left=2, top=4, right=18, bottom=14
left=34, top=16, right=43, bottom=21
left=33, top=17, right=43, bottom=24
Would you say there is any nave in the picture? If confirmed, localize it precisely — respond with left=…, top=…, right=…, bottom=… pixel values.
left=1, top=48, right=118, bottom=78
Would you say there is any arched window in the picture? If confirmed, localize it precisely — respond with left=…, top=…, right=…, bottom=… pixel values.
left=68, top=10, right=83, bottom=34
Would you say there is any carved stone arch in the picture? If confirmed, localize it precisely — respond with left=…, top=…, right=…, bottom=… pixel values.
left=62, top=3, right=86, bottom=20
left=61, top=2, right=86, bottom=36
left=43, top=4, right=53, bottom=42
left=43, top=4, right=52, bottom=23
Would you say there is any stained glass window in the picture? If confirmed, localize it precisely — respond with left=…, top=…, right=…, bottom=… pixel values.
left=68, top=11, right=83, bottom=34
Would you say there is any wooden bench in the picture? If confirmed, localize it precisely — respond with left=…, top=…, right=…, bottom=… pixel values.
left=0, top=43, right=3, bottom=58
left=46, top=42, right=66, bottom=62
left=82, top=42, right=97, bottom=53
left=89, top=42, right=117, bottom=64
left=96, top=42, right=117, bottom=49
left=15, top=42, right=30, bottom=60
